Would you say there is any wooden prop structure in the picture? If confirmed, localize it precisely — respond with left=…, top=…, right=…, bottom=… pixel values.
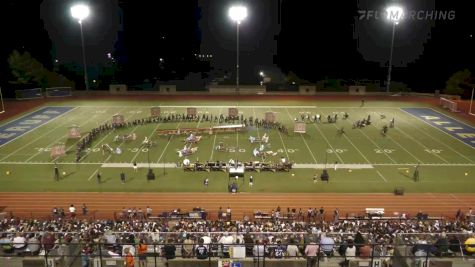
left=151, top=107, right=161, bottom=117
left=68, top=125, right=81, bottom=139
left=265, top=112, right=276, bottom=123
left=187, top=107, right=197, bottom=117
left=50, top=143, right=66, bottom=159
left=112, top=114, right=125, bottom=125
left=157, top=124, right=246, bottom=136
left=293, top=121, right=306, bottom=133
left=229, top=108, right=238, bottom=118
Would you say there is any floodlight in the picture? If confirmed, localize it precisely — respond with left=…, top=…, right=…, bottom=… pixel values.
left=71, top=4, right=90, bottom=22
left=386, top=6, right=404, bottom=24
left=229, top=6, right=248, bottom=23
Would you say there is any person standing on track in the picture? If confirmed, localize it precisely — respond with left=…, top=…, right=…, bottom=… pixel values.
left=54, top=163, right=60, bottom=181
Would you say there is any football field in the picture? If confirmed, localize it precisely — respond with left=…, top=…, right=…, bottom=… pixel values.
left=0, top=98, right=474, bottom=193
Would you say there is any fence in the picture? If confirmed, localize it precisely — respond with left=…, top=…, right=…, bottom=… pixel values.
left=1, top=231, right=474, bottom=267
left=15, top=87, right=72, bottom=100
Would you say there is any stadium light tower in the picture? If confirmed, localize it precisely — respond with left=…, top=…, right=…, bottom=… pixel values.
left=229, top=5, right=248, bottom=95
left=385, top=5, right=404, bottom=93
left=71, top=4, right=90, bottom=91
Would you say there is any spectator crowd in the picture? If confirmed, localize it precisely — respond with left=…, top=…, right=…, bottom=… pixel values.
left=0, top=207, right=474, bottom=267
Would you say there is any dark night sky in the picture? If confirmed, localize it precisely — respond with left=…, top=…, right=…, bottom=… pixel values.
left=0, top=0, right=473, bottom=91
left=40, top=0, right=119, bottom=66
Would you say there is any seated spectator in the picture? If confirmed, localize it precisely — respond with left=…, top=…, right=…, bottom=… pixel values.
left=210, top=237, right=219, bottom=257
left=433, top=233, right=450, bottom=256
left=273, top=240, right=286, bottom=258
left=182, top=234, right=194, bottom=258
left=359, top=244, right=372, bottom=258
left=244, top=234, right=254, bottom=257
left=0, top=233, right=13, bottom=254
left=411, top=240, right=434, bottom=257
left=253, top=240, right=265, bottom=262
left=339, top=239, right=356, bottom=267
left=320, top=233, right=335, bottom=256
left=219, top=232, right=234, bottom=258
left=195, top=238, right=208, bottom=259
left=286, top=239, right=300, bottom=258
left=25, top=234, right=41, bottom=255
left=449, top=235, right=461, bottom=254
left=163, top=239, right=176, bottom=260
left=12, top=233, right=27, bottom=253
left=104, top=230, right=117, bottom=246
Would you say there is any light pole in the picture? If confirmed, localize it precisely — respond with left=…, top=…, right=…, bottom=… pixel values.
left=71, top=4, right=90, bottom=91
left=229, top=5, right=248, bottom=95
left=385, top=5, right=403, bottom=93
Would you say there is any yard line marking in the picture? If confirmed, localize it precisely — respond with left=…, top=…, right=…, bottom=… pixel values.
left=63, top=107, right=116, bottom=154
left=24, top=109, right=101, bottom=162
left=294, top=163, right=373, bottom=169
left=78, top=107, right=133, bottom=162
left=366, top=112, right=424, bottom=163
left=209, top=107, right=223, bottom=161
left=0, top=107, right=80, bottom=161
left=252, top=108, right=261, bottom=139
left=129, top=121, right=162, bottom=164
left=388, top=117, right=450, bottom=164
left=289, top=108, right=340, bottom=163
left=102, top=163, right=177, bottom=168
left=209, top=133, right=218, bottom=161
left=87, top=169, right=99, bottom=181
left=25, top=107, right=116, bottom=162
left=33, top=108, right=128, bottom=161
left=104, top=109, right=150, bottom=163
left=399, top=108, right=473, bottom=153
left=399, top=110, right=475, bottom=163
left=329, top=120, right=371, bottom=164
left=100, top=107, right=149, bottom=163
left=252, top=107, right=269, bottom=162
left=428, top=108, right=475, bottom=130
left=155, top=121, right=183, bottom=163
left=1, top=161, right=474, bottom=167
left=0, top=107, right=47, bottom=127
left=283, top=108, right=317, bottom=163
left=75, top=105, right=411, bottom=109
left=269, top=107, right=290, bottom=160
left=376, top=170, right=388, bottom=183
left=353, top=125, right=398, bottom=164
left=76, top=105, right=318, bottom=108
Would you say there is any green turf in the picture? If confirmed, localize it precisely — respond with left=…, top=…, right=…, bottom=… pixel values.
left=0, top=99, right=474, bottom=193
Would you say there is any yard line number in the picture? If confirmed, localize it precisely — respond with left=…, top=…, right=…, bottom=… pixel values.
left=374, top=149, right=395, bottom=154
left=424, top=149, right=443, bottom=154
left=326, top=148, right=348, bottom=154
